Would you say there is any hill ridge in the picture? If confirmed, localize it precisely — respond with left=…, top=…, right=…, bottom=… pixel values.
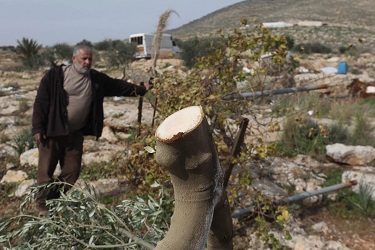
left=167, top=0, right=375, bottom=52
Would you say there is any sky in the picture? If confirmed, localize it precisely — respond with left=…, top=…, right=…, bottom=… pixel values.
left=0, top=0, right=244, bottom=47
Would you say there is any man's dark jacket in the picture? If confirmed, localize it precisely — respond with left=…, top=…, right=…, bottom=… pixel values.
left=32, top=64, right=147, bottom=139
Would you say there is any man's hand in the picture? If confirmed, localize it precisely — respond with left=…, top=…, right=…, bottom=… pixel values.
left=144, top=81, right=153, bottom=90
left=144, top=76, right=154, bottom=90
left=33, top=133, right=45, bottom=146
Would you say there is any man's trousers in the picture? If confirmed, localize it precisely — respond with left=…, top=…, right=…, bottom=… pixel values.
left=36, top=130, right=84, bottom=211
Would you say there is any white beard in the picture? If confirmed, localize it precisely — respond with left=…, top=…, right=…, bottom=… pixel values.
left=73, top=62, right=90, bottom=75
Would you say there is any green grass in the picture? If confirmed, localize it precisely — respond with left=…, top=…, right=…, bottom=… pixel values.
left=275, top=93, right=375, bottom=159
left=13, top=128, right=36, bottom=155
left=275, top=117, right=349, bottom=159
left=80, top=160, right=121, bottom=181
left=320, top=169, right=375, bottom=219
left=326, top=188, right=375, bottom=219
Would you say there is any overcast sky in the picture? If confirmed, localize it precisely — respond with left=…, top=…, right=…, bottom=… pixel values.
left=0, top=0, right=244, bottom=46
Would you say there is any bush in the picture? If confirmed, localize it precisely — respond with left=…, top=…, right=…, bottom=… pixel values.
left=339, top=46, right=349, bottom=54
left=13, top=128, right=36, bottom=155
left=105, top=41, right=136, bottom=69
left=76, top=39, right=93, bottom=47
left=285, top=35, right=295, bottom=50
left=93, top=39, right=113, bottom=51
left=276, top=118, right=348, bottom=158
left=349, top=114, right=375, bottom=147
left=177, top=36, right=227, bottom=68
left=293, top=42, right=332, bottom=54
left=52, top=43, right=73, bottom=62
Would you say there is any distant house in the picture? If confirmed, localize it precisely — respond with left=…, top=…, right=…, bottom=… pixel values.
left=297, top=21, right=327, bottom=27
left=262, top=22, right=294, bottom=28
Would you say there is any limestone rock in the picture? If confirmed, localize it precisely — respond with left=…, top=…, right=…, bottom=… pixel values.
left=311, top=221, right=331, bottom=235
left=326, top=143, right=375, bottom=166
left=100, top=126, right=118, bottom=143
left=342, top=167, right=375, bottom=200
left=15, top=179, right=36, bottom=197
left=20, top=148, right=39, bottom=166
left=1, top=170, right=27, bottom=183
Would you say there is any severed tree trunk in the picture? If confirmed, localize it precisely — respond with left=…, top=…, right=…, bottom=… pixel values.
left=155, top=106, right=233, bottom=250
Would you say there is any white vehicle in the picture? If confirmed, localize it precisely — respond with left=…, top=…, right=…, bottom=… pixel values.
left=129, top=33, right=180, bottom=59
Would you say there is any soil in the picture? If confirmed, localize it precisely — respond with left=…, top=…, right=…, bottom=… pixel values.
left=300, top=205, right=375, bottom=250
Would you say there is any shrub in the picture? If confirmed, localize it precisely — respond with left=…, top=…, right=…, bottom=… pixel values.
left=293, top=42, right=332, bottom=54
left=13, top=128, right=36, bottom=155
left=349, top=113, right=375, bottom=147
left=51, top=43, right=73, bottom=62
left=276, top=118, right=348, bottom=159
left=105, top=41, right=136, bottom=69
left=76, top=39, right=93, bottom=47
left=285, top=35, right=295, bottom=50
left=338, top=46, right=349, bottom=54
left=93, top=39, right=113, bottom=51
left=177, top=36, right=227, bottom=68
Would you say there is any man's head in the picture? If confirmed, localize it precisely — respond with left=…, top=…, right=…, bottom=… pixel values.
left=72, top=45, right=93, bottom=74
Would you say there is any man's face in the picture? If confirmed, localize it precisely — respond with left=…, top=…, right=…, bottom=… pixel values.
left=72, top=49, right=92, bottom=74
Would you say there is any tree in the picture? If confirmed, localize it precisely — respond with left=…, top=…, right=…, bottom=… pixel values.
left=52, top=43, right=73, bottom=62
left=178, top=36, right=227, bottom=68
left=15, top=37, right=43, bottom=69
left=106, top=40, right=136, bottom=72
left=93, top=39, right=113, bottom=51
left=76, top=39, right=93, bottom=47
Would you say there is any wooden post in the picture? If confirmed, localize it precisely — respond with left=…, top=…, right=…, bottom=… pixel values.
left=137, top=82, right=144, bottom=136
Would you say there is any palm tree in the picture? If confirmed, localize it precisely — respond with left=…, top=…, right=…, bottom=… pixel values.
left=15, top=37, right=43, bottom=69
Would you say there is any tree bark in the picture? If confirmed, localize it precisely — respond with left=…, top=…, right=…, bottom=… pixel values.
left=155, top=106, right=233, bottom=250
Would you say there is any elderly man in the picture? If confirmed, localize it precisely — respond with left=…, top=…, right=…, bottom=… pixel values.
left=32, top=44, right=151, bottom=216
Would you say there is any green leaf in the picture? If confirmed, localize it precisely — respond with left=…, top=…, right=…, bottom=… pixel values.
left=144, top=146, right=155, bottom=154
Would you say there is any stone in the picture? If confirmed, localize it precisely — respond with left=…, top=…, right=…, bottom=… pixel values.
left=342, top=167, right=375, bottom=200
left=311, top=221, right=331, bottom=235
left=0, top=143, right=18, bottom=159
left=100, top=126, right=118, bottom=143
left=15, top=179, right=36, bottom=197
left=20, top=148, right=39, bottom=166
left=326, top=143, right=375, bottom=166
left=1, top=170, right=27, bottom=183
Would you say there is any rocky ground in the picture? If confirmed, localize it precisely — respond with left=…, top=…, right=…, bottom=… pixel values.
left=1, top=54, right=375, bottom=249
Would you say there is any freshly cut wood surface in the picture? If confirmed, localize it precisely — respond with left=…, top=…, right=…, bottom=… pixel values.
left=155, top=106, right=204, bottom=143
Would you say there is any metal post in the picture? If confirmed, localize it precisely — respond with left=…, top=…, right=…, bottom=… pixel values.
left=232, top=180, right=358, bottom=218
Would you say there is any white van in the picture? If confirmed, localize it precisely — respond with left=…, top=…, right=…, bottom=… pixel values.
left=129, top=33, right=180, bottom=59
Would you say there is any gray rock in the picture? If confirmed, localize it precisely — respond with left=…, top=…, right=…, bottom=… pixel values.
left=326, top=143, right=375, bottom=166
left=342, top=167, right=375, bottom=200
left=15, top=179, right=36, bottom=197
left=100, top=126, right=118, bottom=143
left=1, top=169, right=27, bottom=183
left=311, top=221, right=331, bottom=235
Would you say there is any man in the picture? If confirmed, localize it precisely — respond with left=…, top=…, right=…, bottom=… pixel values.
left=32, top=44, right=151, bottom=216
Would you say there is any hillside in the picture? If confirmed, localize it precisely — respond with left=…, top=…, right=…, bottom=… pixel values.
left=168, top=0, right=375, bottom=52
left=1, top=1, right=375, bottom=248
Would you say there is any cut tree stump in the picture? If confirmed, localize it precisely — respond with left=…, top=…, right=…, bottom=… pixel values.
left=155, top=106, right=233, bottom=250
